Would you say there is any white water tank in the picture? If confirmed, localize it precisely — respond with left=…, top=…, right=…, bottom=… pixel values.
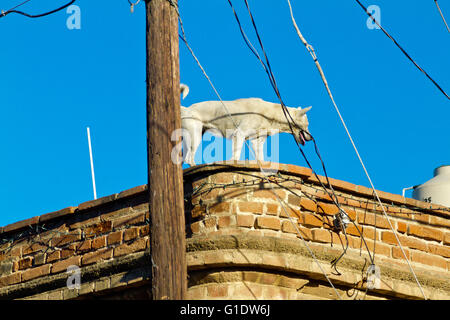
left=412, top=165, right=450, bottom=207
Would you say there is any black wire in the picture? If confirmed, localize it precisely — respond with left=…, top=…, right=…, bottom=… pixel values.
left=355, top=0, right=450, bottom=100
left=227, top=0, right=374, bottom=266
left=0, top=0, right=76, bottom=19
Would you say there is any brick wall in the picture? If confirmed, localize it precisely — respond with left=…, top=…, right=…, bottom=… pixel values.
left=1, top=161, right=449, bottom=300
left=184, top=161, right=450, bottom=300
left=0, top=186, right=150, bottom=300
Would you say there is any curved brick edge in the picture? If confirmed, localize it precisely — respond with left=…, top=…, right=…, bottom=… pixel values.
left=2, top=161, right=448, bottom=236
left=186, top=234, right=450, bottom=300
left=184, top=161, right=450, bottom=218
left=0, top=185, right=148, bottom=236
left=0, top=251, right=150, bottom=300
left=187, top=269, right=386, bottom=300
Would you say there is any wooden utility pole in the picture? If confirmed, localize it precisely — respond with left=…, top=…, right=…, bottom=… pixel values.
left=145, top=0, right=186, bottom=300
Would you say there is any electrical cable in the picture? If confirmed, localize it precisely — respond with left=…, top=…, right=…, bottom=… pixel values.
left=228, top=0, right=374, bottom=269
left=355, top=0, right=449, bottom=101
left=288, top=0, right=427, bottom=299
left=0, top=0, right=75, bottom=19
left=176, top=3, right=343, bottom=299
left=434, top=0, right=450, bottom=33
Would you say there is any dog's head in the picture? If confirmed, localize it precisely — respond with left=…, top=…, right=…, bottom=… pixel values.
left=294, top=106, right=312, bottom=145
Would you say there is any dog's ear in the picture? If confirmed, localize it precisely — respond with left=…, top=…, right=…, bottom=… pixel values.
left=297, top=106, right=312, bottom=116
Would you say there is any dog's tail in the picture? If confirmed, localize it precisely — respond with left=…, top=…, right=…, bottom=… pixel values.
left=180, top=84, right=189, bottom=99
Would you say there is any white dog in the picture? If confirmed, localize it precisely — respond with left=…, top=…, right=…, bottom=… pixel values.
left=180, top=84, right=312, bottom=166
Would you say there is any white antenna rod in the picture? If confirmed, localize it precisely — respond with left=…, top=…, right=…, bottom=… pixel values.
left=87, top=127, right=97, bottom=200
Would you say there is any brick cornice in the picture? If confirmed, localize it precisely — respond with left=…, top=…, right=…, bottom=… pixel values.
left=187, top=234, right=450, bottom=300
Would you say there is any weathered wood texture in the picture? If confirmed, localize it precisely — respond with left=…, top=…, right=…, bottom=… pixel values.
left=145, top=0, right=186, bottom=300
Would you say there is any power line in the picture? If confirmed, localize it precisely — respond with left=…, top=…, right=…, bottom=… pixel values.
left=288, top=0, right=427, bottom=299
left=355, top=0, right=449, bottom=101
left=434, top=0, right=450, bottom=33
left=227, top=0, right=374, bottom=271
left=177, top=4, right=344, bottom=300
left=0, top=0, right=76, bottom=19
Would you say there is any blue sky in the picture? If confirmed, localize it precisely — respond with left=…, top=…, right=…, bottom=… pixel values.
left=0, top=0, right=448, bottom=227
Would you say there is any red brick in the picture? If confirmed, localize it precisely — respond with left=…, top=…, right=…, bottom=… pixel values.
left=92, top=236, right=107, bottom=250
left=40, top=207, right=76, bottom=223
left=123, top=227, right=139, bottom=242
left=281, top=220, right=298, bottom=234
left=3, top=216, right=39, bottom=234
left=427, top=244, right=450, bottom=258
left=376, top=190, right=405, bottom=205
left=139, top=225, right=150, bottom=237
left=61, top=248, right=75, bottom=259
left=381, top=231, right=427, bottom=252
left=82, top=248, right=113, bottom=265
left=316, top=202, right=339, bottom=216
left=363, top=240, right=391, bottom=258
left=300, top=198, right=317, bottom=212
left=203, top=217, right=215, bottom=229
left=191, top=204, right=207, bottom=218
left=397, top=221, right=407, bottom=234
left=78, top=194, right=118, bottom=211
left=51, top=232, right=82, bottom=247
left=238, top=202, right=263, bottom=214
left=23, top=243, right=47, bottom=255
left=266, top=203, right=279, bottom=215
left=286, top=164, right=312, bottom=178
left=111, top=213, right=145, bottom=229
left=75, top=240, right=92, bottom=252
left=208, top=202, right=231, bottom=214
left=297, top=226, right=313, bottom=241
left=314, top=190, right=334, bottom=202
left=392, top=246, right=410, bottom=260
left=0, top=273, right=21, bottom=287
left=18, top=257, right=33, bottom=270
left=84, top=221, right=113, bottom=237
left=411, top=251, right=447, bottom=270
left=190, top=221, right=203, bottom=234
left=253, top=189, right=285, bottom=201
left=107, top=231, right=123, bottom=245
left=346, top=224, right=377, bottom=240
left=255, top=216, right=281, bottom=231
left=211, top=172, right=235, bottom=184
left=414, top=213, right=430, bottom=224
left=357, top=213, right=391, bottom=229
left=287, top=193, right=301, bottom=207
left=280, top=206, right=301, bottom=220
left=21, top=264, right=51, bottom=282
left=47, top=251, right=61, bottom=263
left=429, top=216, right=450, bottom=228
left=342, top=208, right=357, bottom=221
left=217, top=216, right=234, bottom=229
left=408, top=225, right=443, bottom=242
left=51, top=256, right=81, bottom=274
left=113, top=238, right=147, bottom=257
left=346, top=199, right=362, bottom=208
left=301, top=213, right=323, bottom=228
left=444, top=232, right=450, bottom=246
left=117, top=185, right=147, bottom=200
left=237, top=215, right=255, bottom=228
left=312, top=229, right=332, bottom=243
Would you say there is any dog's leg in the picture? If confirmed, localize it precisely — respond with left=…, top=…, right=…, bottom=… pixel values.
left=250, top=136, right=267, bottom=161
left=231, top=133, right=245, bottom=161
left=188, top=122, right=203, bottom=166
left=182, top=118, right=203, bottom=166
